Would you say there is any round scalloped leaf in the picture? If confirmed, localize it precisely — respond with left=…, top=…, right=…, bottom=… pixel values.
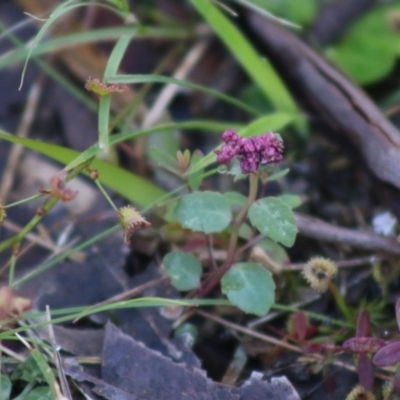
left=331, top=35, right=394, bottom=85
left=330, top=4, right=400, bottom=85
left=248, top=197, right=297, bottom=247
left=163, top=251, right=202, bottom=291
left=223, top=191, right=247, bottom=208
left=258, top=237, right=289, bottom=267
left=221, top=262, right=275, bottom=316
left=174, top=191, right=232, bottom=234
left=278, top=194, right=302, bottom=209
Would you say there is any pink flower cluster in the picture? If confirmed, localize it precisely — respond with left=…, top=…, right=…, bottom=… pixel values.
left=215, top=129, right=284, bottom=174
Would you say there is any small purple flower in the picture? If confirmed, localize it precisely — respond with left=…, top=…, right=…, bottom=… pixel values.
left=240, top=157, right=258, bottom=174
left=221, top=129, right=239, bottom=144
left=215, top=129, right=284, bottom=174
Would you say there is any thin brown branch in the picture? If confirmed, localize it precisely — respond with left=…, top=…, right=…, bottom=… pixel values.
left=295, top=212, right=400, bottom=255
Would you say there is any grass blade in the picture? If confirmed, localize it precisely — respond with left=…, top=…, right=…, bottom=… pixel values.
left=190, top=0, right=298, bottom=114
left=108, top=74, right=260, bottom=116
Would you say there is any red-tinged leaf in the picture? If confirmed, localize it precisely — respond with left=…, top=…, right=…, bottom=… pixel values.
left=356, top=309, right=371, bottom=337
left=396, top=298, right=400, bottom=332
left=294, top=311, right=307, bottom=341
left=358, top=352, right=374, bottom=390
left=373, top=341, right=400, bottom=367
left=303, top=342, right=325, bottom=353
left=308, top=326, right=319, bottom=337
left=342, top=337, right=385, bottom=354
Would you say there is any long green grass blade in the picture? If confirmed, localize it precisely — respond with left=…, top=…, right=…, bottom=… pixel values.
left=0, top=26, right=191, bottom=70
left=0, top=118, right=240, bottom=205
left=0, top=298, right=232, bottom=339
left=98, top=95, right=112, bottom=151
left=99, top=34, right=135, bottom=151
left=0, top=130, right=166, bottom=207
left=108, top=74, right=260, bottom=116
left=30, top=349, right=57, bottom=397
left=0, top=112, right=291, bottom=205
left=19, top=0, right=127, bottom=88
left=190, top=0, right=297, bottom=113
left=104, top=35, right=133, bottom=79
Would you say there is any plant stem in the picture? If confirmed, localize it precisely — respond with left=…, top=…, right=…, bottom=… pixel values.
left=198, top=173, right=259, bottom=297
left=328, top=281, right=353, bottom=323
left=94, top=179, right=118, bottom=211
left=5, top=193, right=45, bottom=208
left=8, top=248, right=18, bottom=287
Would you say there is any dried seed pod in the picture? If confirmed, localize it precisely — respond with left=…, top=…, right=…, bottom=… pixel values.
left=302, top=257, right=338, bottom=292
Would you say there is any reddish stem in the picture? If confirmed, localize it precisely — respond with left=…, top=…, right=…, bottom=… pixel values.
left=198, top=173, right=259, bottom=297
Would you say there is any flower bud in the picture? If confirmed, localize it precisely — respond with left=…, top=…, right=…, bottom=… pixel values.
left=85, top=77, right=129, bottom=96
left=49, top=172, right=77, bottom=202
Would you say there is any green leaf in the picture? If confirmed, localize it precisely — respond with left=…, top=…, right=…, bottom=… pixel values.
left=278, top=194, right=302, bottom=209
left=11, top=353, right=44, bottom=383
left=149, top=147, right=180, bottom=175
left=221, top=262, right=275, bottom=316
left=223, top=191, right=247, bottom=208
left=331, top=35, right=394, bottom=85
left=21, top=387, right=54, bottom=400
left=187, top=150, right=205, bottom=191
left=30, top=349, right=56, bottom=397
left=173, top=323, right=198, bottom=347
left=248, top=197, right=298, bottom=247
left=239, top=222, right=253, bottom=240
left=330, top=4, right=400, bottom=84
left=0, top=130, right=166, bottom=207
left=246, top=0, right=317, bottom=25
left=0, top=375, right=11, bottom=400
left=240, top=114, right=297, bottom=137
left=258, top=238, right=290, bottom=266
left=104, top=0, right=130, bottom=13
left=163, top=251, right=202, bottom=291
left=266, top=168, right=290, bottom=182
left=174, top=191, right=232, bottom=233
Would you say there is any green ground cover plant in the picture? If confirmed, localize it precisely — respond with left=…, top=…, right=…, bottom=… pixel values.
left=1, top=1, right=400, bottom=398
